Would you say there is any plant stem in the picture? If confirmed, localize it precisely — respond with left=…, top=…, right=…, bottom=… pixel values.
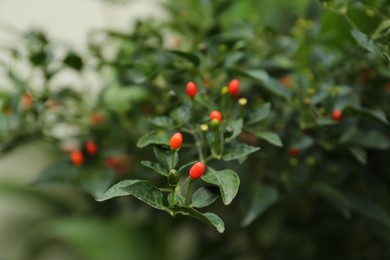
left=171, top=149, right=175, bottom=169
left=213, top=128, right=220, bottom=156
left=191, top=127, right=205, bottom=162
left=184, top=178, right=193, bottom=205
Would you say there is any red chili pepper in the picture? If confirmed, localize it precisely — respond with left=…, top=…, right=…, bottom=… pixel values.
left=89, top=112, right=105, bottom=126
left=189, top=161, right=205, bottom=179
left=71, top=150, right=84, bottom=166
left=228, top=79, right=240, bottom=95
left=288, top=148, right=300, bottom=157
left=210, top=110, right=222, bottom=123
left=21, top=92, right=33, bottom=109
left=85, top=140, right=98, bottom=155
left=331, top=109, right=342, bottom=122
left=170, top=132, right=183, bottom=150
left=186, top=81, right=197, bottom=98
left=105, top=157, right=118, bottom=168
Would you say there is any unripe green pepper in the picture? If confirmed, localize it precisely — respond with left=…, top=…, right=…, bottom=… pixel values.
left=167, top=90, right=178, bottom=103
left=168, top=169, right=179, bottom=187
left=224, top=127, right=234, bottom=138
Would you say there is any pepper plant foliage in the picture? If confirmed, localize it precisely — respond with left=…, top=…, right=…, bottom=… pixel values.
left=97, top=79, right=267, bottom=232
left=1, top=0, right=390, bottom=256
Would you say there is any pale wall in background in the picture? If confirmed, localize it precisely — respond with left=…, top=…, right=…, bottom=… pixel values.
left=0, top=0, right=165, bottom=48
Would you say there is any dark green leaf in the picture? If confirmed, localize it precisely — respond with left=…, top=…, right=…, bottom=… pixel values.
left=351, top=29, right=383, bottom=53
left=63, top=52, right=83, bottom=71
left=171, top=106, right=191, bottom=125
left=166, top=50, right=200, bottom=66
left=343, top=105, right=389, bottom=125
left=250, top=130, right=283, bottom=147
left=223, top=143, right=260, bottom=161
left=153, top=146, right=179, bottom=169
left=33, top=160, right=76, bottom=185
left=144, top=116, right=174, bottom=128
left=170, top=205, right=225, bottom=233
left=246, top=103, right=271, bottom=126
left=225, top=119, right=243, bottom=142
left=340, top=128, right=390, bottom=150
left=168, top=192, right=185, bottom=206
left=311, top=183, right=352, bottom=219
left=190, top=187, right=219, bottom=208
left=80, top=168, right=116, bottom=198
left=349, top=147, right=367, bottom=164
left=96, top=180, right=166, bottom=211
left=242, top=184, right=279, bottom=227
left=141, top=160, right=168, bottom=176
left=201, top=168, right=239, bottom=205
left=347, top=194, right=390, bottom=230
left=178, top=160, right=197, bottom=173
left=230, top=69, right=291, bottom=100
left=137, top=131, right=170, bottom=148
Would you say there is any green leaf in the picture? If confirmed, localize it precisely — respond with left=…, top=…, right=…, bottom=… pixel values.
left=153, top=146, right=179, bottom=169
left=223, top=143, right=260, bottom=161
left=343, top=105, right=389, bottom=125
left=225, top=119, right=243, bottom=142
left=170, top=205, right=225, bottom=233
left=230, top=69, right=291, bottom=100
left=349, top=147, right=367, bottom=164
left=33, top=160, right=77, bottom=185
left=190, top=187, right=219, bottom=208
left=144, top=116, right=174, bottom=128
left=140, top=161, right=168, bottom=176
left=79, top=168, right=116, bottom=198
left=372, top=20, right=390, bottom=44
left=242, top=184, right=279, bottom=227
left=250, top=130, right=283, bottom=147
left=105, top=85, right=149, bottom=112
left=171, top=106, right=191, bottom=125
left=96, top=180, right=166, bottom=211
left=178, top=160, right=197, bottom=173
left=137, top=131, right=170, bottom=148
left=311, top=183, right=353, bottom=219
left=246, top=103, right=271, bottom=126
left=351, top=29, right=383, bottom=53
left=63, top=52, right=83, bottom=71
left=201, top=168, right=240, bottom=205
left=168, top=192, right=185, bottom=206
left=166, top=50, right=200, bottom=67
left=340, top=128, right=390, bottom=150
left=347, top=194, right=390, bottom=230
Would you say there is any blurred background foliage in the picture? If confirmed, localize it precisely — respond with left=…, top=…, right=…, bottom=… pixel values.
left=0, top=0, right=390, bottom=259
